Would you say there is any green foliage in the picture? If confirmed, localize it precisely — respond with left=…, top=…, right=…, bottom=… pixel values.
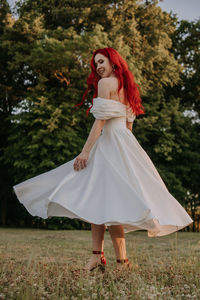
left=0, top=0, right=199, bottom=230
left=107, top=0, right=181, bottom=93
left=171, top=19, right=200, bottom=116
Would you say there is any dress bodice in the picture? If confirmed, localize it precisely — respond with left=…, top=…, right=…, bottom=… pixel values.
left=90, top=97, right=136, bottom=122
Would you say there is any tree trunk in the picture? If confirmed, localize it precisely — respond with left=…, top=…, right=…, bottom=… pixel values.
left=0, top=197, right=7, bottom=226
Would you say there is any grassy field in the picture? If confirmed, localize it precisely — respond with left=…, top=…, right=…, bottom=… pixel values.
left=0, top=228, right=199, bottom=300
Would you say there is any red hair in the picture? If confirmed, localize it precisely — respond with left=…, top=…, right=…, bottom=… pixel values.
left=74, top=47, right=145, bottom=117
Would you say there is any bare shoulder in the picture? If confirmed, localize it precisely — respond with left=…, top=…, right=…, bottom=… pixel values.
left=97, top=78, right=112, bottom=99
left=99, top=77, right=118, bottom=86
left=98, top=77, right=118, bottom=99
left=98, top=77, right=114, bottom=87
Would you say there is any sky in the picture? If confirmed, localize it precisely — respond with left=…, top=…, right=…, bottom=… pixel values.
left=158, top=0, right=200, bottom=21
left=7, top=0, right=200, bottom=22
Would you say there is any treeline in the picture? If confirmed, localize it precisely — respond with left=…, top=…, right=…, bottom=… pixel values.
left=0, top=0, right=199, bottom=231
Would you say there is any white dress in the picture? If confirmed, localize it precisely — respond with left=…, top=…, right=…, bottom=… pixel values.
left=13, top=97, right=193, bottom=237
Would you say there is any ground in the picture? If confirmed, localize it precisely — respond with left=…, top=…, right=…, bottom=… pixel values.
left=0, top=228, right=199, bottom=299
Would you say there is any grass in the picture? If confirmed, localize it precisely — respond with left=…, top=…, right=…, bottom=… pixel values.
left=0, top=228, right=199, bottom=299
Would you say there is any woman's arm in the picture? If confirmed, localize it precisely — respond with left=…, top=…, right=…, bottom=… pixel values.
left=73, top=120, right=105, bottom=172
left=82, top=119, right=105, bottom=153
left=74, top=78, right=110, bottom=171
left=126, top=120, right=133, bottom=132
left=74, top=119, right=105, bottom=172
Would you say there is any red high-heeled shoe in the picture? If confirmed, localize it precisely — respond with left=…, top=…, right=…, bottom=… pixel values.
left=89, top=250, right=106, bottom=272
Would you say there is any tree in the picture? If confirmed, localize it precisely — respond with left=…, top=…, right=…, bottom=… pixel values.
left=170, top=19, right=200, bottom=116
left=1, top=0, right=196, bottom=230
left=0, top=0, right=21, bottom=226
left=166, top=18, right=200, bottom=231
left=15, top=0, right=114, bottom=33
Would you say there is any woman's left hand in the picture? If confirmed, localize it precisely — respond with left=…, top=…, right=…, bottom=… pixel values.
left=73, top=150, right=89, bottom=171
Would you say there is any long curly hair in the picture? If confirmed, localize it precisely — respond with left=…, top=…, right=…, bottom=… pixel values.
left=74, top=47, right=145, bottom=117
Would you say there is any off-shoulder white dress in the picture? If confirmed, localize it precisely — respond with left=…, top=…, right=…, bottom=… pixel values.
left=13, top=97, right=193, bottom=237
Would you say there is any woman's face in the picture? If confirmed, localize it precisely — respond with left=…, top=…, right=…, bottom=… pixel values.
left=94, top=53, right=115, bottom=78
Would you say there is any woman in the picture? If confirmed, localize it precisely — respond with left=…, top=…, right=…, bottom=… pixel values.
left=13, top=47, right=193, bottom=272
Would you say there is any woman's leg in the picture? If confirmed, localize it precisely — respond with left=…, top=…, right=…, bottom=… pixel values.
left=108, top=225, right=127, bottom=260
left=84, top=223, right=106, bottom=270
left=91, top=223, right=106, bottom=252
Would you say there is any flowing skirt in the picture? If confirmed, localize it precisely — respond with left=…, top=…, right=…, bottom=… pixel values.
left=13, top=125, right=193, bottom=237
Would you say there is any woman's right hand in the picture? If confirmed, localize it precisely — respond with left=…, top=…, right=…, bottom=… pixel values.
left=73, top=150, right=89, bottom=171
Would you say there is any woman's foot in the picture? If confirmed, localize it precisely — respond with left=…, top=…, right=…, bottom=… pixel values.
left=116, top=258, right=133, bottom=271
left=84, top=251, right=106, bottom=271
